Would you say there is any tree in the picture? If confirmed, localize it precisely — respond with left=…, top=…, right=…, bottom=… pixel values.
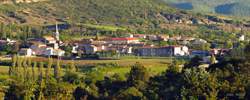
left=54, top=60, right=61, bottom=82
left=147, top=60, right=183, bottom=99
left=201, top=43, right=211, bottom=51
left=244, top=42, right=250, bottom=60
left=127, top=62, right=149, bottom=88
left=73, top=87, right=88, bottom=100
left=181, top=68, right=218, bottom=100
left=115, top=87, right=144, bottom=100
left=69, top=60, right=76, bottom=72
left=32, top=62, right=37, bottom=80
left=224, top=41, right=233, bottom=49
left=5, top=80, right=35, bottom=100
left=46, top=58, right=53, bottom=82
left=10, top=55, right=17, bottom=76
left=73, top=86, right=96, bottom=100
left=184, top=56, right=203, bottom=69
left=63, top=71, right=80, bottom=84
left=210, top=54, right=216, bottom=64
left=95, top=33, right=100, bottom=40
left=16, top=57, right=24, bottom=78
left=38, top=62, right=44, bottom=83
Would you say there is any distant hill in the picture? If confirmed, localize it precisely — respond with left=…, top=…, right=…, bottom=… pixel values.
left=163, top=0, right=250, bottom=17
left=0, top=0, right=247, bottom=33
left=0, top=0, right=177, bottom=26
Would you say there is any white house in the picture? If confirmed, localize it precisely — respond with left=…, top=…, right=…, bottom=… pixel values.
left=137, top=45, right=189, bottom=57
left=239, top=35, right=245, bottom=41
left=54, top=49, right=65, bottom=57
left=44, top=48, right=65, bottom=57
left=173, top=46, right=189, bottom=56
left=6, top=38, right=16, bottom=45
left=72, top=45, right=79, bottom=54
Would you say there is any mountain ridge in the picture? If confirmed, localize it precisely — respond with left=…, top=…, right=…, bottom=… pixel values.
left=163, top=0, right=250, bottom=17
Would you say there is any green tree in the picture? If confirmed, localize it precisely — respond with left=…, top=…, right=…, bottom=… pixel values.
left=184, top=56, right=203, bottom=69
left=69, top=60, right=76, bottom=72
left=224, top=41, right=233, bottom=49
left=10, top=55, right=17, bottom=76
left=116, top=87, right=144, bottom=100
left=244, top=42, right=250, bottom=60
left=127, top=62, right=149, bottom=88
left=210, top=54, right=216, bottom=64
left=38, top=62, right=44, bottom=83
left=181, top=68, right=218, bottom=100
left=54, top=60, right=61, bottom=82
left=32, top=62, right=37, bottom=80
left=46, top=58, right=53, bottom=82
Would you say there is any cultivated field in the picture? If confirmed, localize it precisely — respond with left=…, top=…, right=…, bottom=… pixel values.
left=32, top=57, right=173, bottom=67
left=0, top=57, right=174, bottom=78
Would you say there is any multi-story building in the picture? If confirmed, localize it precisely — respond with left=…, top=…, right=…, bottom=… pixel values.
left=136, top=46, right=189, bottom=57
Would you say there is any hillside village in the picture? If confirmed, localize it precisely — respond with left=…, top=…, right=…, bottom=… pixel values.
left=1, top=0, right=250, bottom=99
left=0, top=23, right=244, bottom=65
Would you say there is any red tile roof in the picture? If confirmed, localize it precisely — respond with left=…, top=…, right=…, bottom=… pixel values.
left=111, top=38, right=138, bottom=41
left=140, top=45, right=184, bottom=49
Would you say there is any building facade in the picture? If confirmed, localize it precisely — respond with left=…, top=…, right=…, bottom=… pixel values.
left=136, top=46, right=189, bottom=57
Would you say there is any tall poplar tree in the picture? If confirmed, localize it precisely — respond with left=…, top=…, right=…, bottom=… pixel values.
left=46, top=58, right=53, bottom=82
left=54, top=60, right=61, bottom=82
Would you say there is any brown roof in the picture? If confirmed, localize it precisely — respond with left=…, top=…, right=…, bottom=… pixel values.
left=43, top=36, right=55, bottom=41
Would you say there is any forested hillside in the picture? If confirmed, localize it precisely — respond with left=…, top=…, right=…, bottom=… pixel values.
left=163, top=0, right=250, bottom=17
left=0, top=0, right=176, bottom=26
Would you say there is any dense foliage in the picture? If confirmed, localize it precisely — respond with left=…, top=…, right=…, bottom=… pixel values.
left=1, top=42, right=250, bottom=99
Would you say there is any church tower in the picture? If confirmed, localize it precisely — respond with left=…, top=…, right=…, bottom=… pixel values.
left=55, top=22, right=60, bottom=41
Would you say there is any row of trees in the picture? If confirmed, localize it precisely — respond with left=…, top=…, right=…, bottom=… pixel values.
left=0, top=23, right=44, bottom=40
left=2, top=43, right=250, bottom=99
left=5, top=56, right=78, bottom=99
left=4, top=55, right=250, bottom=99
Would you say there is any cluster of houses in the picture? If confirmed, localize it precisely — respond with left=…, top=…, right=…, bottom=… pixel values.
left=9, top=24, right=240, bottom=65
left=15, top=26, right=233, bottom=62
left=19, top=24, right=65, bottom=57
left=70, top=34, right=230, bottom=59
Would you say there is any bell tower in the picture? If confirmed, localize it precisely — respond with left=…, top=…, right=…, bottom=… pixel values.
left=55, top=22, right=60, bottom=41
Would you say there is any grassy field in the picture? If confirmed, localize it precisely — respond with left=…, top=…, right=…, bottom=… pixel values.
left=0, top=55, right=178, bottom=83
left=0, top=65, right=167, bottom=82
left=83, top=65, right=168, bottom=76
left=33, top=57, right=172, bottom=67
left=0, top=57, right=173, bottom=79
left=81, top=24, right=127, bottom=31
left=0, top=66, right=9, bottom=75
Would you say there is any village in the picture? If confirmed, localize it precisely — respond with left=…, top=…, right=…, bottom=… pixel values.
left=1, top=0, right=250, bottom=99
left=0, top=24, right=244, bottom=65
